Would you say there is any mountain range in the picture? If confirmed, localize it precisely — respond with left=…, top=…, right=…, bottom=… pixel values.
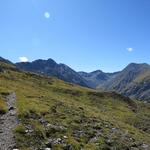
left=101, top=63, right=150, bottom=101
left=0, top=57, right=149, bottom=101
left=0, top=57, right=150, bottom=149
left=15, top=58, right=150, bottom=101
left=16, top=59, right=88, bottom=87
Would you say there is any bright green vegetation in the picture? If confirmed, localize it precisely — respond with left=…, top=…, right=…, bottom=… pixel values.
left=0, top=61, right=150, bottom=150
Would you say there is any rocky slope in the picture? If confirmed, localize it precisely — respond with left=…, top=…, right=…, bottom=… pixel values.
left=78, top=70, right=109, bottom=88
left=101, top=63, right=150, bottom=101
left=78, top=70, right=119, bottom=88
left=0, top=57, right=12, bottom=64
left=16, top=59, right=88, bottom=87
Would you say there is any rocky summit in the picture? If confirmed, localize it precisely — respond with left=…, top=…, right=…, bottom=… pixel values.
left=16, top=58, right=88, bottom=88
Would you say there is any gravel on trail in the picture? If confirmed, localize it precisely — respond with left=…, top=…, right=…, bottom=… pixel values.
left=0, top=92, right=18, bottom=150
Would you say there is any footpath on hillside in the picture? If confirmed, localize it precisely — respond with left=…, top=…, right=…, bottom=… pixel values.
left=0, top=92, right=18, bottom=150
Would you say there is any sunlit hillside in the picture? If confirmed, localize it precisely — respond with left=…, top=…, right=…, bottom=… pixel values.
left=0, top=61, right=150, bottom=150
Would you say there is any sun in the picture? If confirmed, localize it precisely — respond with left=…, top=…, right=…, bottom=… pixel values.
left=44, top=12, right=50, bottom=19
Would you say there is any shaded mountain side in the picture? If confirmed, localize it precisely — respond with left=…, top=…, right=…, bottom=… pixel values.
left=120, top=71, right=150, bottom=101
left=0, top=61, right=150, bottom=149
left=78, top=70, right=119, bottom=88
left=0, top=57, right=13, bottom=65
left=101, top=63, right=150, bottom=101
left=78, top=70, right=109, bottom=88
left=79, top=63, right=150, bottom=101
left=102, top=63, right=150, bottom=91
left=16, top=59, right=88, bottom=87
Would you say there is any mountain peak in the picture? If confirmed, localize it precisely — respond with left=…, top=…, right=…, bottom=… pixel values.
left=32, top=58, right=57, bottom=64
left=16, top=58, right=88, bottom=87
left=127, top=62, right=149, bottom=68
left=123, top=63, right=150, bottom=72
left=0, top=56, right=13, bottom=64
left=90, top=70, right=103, bottom=74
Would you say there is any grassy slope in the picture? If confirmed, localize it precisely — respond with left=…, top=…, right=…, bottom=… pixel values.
left=0, top=62, right=150, bottom=150
left=0, top=97, right=8, bottom=114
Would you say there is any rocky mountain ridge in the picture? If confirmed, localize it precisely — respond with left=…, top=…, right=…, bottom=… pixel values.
left=101, top=63, right=150, bottom=101
left=16, top=58, right=88, bottom=87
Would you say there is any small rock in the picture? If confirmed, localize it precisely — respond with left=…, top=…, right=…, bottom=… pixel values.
left=39, top=117, right=48, bottom=125
left=112, top=127, right=116, bottom=130
left=45, top=148, right=51, bottom=150
left=105, top=139, right=113, bottom=146
left=45, top=139, right=52, bottom=148
left=142, top=143, right=149, bottom=148
left=63, top=136, right=68, bottom=139
left=105, top=125, right=108, bottom=128
left=25, top=128, right=34, bottom=134
left=10, top=111, right=16, bottom=116
left=25, top=130, right=28, bottom=133
left=89, top=137, right=97, bottom=143
left=46, top=123, right=51, bottom=127
left=53, top=138, right=62, bottom=144
left=130, top=147, right=139, bottom=150
left=9, top=106, right=14, bottom=111
left=64, top=144, right=73, bottom=150
left=46, top=123, right=67, bottom=131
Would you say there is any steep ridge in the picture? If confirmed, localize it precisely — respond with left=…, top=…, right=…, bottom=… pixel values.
left=79, top=70, right=119, bottom=88
left=0, top=57, right=13, bottom=65
left=16, top=58, right=88, bottom=87
left=0, top=60, right=150, bottom=149
left=78, top=70, right=110, bottom=88
left=102, top=63, right=150, bottom=101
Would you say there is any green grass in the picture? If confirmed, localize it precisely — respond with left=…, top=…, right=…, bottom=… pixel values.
left=0, top=97, right=8, bottom=114
left=0, top=62, right=150, bottom=149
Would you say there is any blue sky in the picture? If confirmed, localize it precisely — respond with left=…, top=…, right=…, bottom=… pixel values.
left=0, top=0, right=150, bottom=72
